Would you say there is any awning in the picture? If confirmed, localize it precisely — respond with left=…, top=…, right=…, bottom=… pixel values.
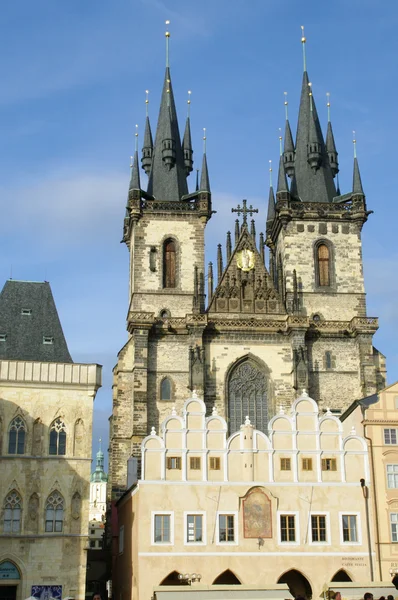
left=154, top=584, right=293, bottom=600
left=323, top=581, right=396, bottom=599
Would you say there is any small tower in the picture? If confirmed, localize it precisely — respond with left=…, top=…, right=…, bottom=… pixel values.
left=283, top=93, right=295, bottom=177
left=141, top=91, right=153, bottom=175
left=325, top=93, right=339, bottom=176
left=89, top=440, right=108, bottom=523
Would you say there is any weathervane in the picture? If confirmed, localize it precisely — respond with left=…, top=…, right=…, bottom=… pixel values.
left=231, top=199, right=259, bottom=226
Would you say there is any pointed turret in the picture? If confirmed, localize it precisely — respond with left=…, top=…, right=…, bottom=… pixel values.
left=182, top=116, right=193, bottom=176
left=353, top=155, right=364, bottom=195
left=267, top=184, right=276, bottom=228
left=146, top=67, right=188, bottom=201
left=326, top=121, right=339, bottom=176
left=277, top=154, right=289, bottom=194
left=325, top=93, right=339, bottom=177
left=294, top=69, right=336, bottom=202
left=307, top=96, right=322, bottom=170
left=141, top=116, right=153, bottom=175
left=200, top=152, right=210, bottom=192
left=283, top=93, right=295, bottom=177
left=129, top=150, right=141, bottom=191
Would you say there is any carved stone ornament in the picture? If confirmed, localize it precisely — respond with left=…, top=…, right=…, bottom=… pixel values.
left=236, top=249, right=255, bottom=272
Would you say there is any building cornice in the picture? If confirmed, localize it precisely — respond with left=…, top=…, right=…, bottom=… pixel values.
left=0, top=359, right=102, bottom=389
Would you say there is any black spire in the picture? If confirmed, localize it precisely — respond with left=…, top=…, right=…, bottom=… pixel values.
left=266, top=184, right=275, bottom=228
left=326, top=121, right=339, bottom=177
left=146, top=68, right=188, bottom=201
left=325, top=93, right=339, bottom=177
left=276, top=154, right=289, bottom=194
left=294, top=71, right=336, bottom=202
left=283, top=119, right=295, bottom=178
left=353, top=157, right=364, bottom=195
left=200, top=152, right=210, bottom=192
left=141, top=116, right=153, bottom=175
left=182, top=116, right=193, bottom=177
left=129, top=150, right=141, bottom=191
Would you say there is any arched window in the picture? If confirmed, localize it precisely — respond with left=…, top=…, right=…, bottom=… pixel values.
left=8, top=416, right=26, bottom=454
left=160, top=378, right=172, bottom=401
left=4, top=490, right=22, bottom=533
left=163, top=239, right=176, bottom=288
left=317, top=243, right=330, bottom=287
left=228, top=358, right=268, bottom=435
left=325, top=351, right=332, bottom=370
left=49, top=418, right=66, bottom=456
left=45, top=491, right=64, bottom=532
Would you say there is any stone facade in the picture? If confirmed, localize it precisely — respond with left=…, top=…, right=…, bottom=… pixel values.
left=341, top=381, right=398, bottom=582
left=109, top=52, right=386, bottom=503
left=0, top=360, right=101, bottom=600
left=114, top=393, right=376, bottom=600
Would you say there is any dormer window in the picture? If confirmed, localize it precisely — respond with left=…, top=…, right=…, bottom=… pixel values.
left=21, top=308, right=32, bottom=316
left=0, top=334, right=6, bottom=342
left=43, top=336, right=54, bottom=345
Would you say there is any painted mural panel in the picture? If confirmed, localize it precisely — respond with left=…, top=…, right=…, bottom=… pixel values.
left=243, top=487, right=272, bottom=538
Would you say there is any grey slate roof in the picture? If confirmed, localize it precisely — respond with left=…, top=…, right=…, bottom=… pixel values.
left=294, top=72, right=336, bottom=202
left=0, top=280, right=72, bottom=363
left=146, top=67, right=188, bottom=201
left=326, top=121, right=337, bottom=155
left=353, top=157, right=364, bottom=194
left=266, top=185, right=275, bottom=224
left=143, top=116, right=153, bottom=151
left=129, top=150, right=141, bottom=191
left=200, top=152, right=210, bottom=192
left=284, top=119, right=295, bottom=154
left=276, top=154, right=289, bottom=193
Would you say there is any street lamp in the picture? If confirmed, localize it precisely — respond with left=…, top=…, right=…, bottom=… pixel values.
left=178, top=573, right=202, bottom=585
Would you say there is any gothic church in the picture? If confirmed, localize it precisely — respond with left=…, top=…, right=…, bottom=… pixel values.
left=109, top=33, right=386, bottom=497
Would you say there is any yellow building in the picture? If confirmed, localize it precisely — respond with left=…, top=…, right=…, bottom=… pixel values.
left=115, top=391, right=380, bottom=600
left=341, top=381, right=398, bottom=584
left=0, top=280, right=102, bottom=600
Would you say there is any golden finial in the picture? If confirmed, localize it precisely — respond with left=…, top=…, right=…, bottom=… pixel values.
left=353, top=130, right=357, bottom=158
left=301, top=25, right=307, bottom=72
left=165, top=20, right=170, bottom=67
left=284, top=91, right=288, bottom=120
left=279, top=127, right=283, bottom=156
left=269, top=160, right=273, bottom=188
left=135, top=124, right=138, bottom=152
left=326, top=92, right=331, bottom=122
left=308, top=81, right=313, bottom=111
left=187, top=90, right=192, bottom=117
left=145, top=90, right=149, bottom=117
left=203, top=127, right=207, bottom=153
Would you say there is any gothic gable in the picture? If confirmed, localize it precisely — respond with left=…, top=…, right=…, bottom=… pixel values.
left=208, top=226, right=285, bottom=315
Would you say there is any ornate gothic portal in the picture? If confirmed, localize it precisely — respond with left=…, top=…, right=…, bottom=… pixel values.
left=228, top=360, right=268, bottom=434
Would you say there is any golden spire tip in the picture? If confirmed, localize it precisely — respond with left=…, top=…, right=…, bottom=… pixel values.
left=301, top=25, right=306, bottom=43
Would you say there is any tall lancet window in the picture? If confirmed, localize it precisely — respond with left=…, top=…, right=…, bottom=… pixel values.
left=163, top=239, right=176, bottom=288
left=228, top=359, right=268, bottom=435
left=317, top=244, right=330, bottom=287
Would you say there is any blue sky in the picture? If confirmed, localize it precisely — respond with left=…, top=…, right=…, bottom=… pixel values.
left=1, top=0, right=397, bottom=471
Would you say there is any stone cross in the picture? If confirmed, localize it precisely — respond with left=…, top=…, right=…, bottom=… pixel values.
left=231, top=199, right=258, bottom=226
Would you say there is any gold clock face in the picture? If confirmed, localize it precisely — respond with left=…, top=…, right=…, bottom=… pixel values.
left=236, top=249, right=255, bottom=272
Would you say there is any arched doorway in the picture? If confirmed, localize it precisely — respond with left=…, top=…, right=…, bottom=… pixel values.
left=278, top=569, right=312, bottom=600
left=228, top=358, right=269, bottom=434
left=160, top=571, right=188, bottom=586
left=213, top=570, right=241, bottom=585
left=331, top=570, right=352, bottom=582
left=0, top=561, right=21, bottom=600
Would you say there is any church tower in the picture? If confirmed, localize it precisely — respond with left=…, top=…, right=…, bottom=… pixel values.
left=264, top=30, right=386, bottom=408
left=109, top=28, right=386, bottom=499
left=110, top=27, right=212, bottom=496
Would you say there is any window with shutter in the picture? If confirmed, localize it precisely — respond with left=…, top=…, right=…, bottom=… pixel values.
left=163, top=239, right=176, bottom=288
left=318, top=244, right=330, bottom=287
